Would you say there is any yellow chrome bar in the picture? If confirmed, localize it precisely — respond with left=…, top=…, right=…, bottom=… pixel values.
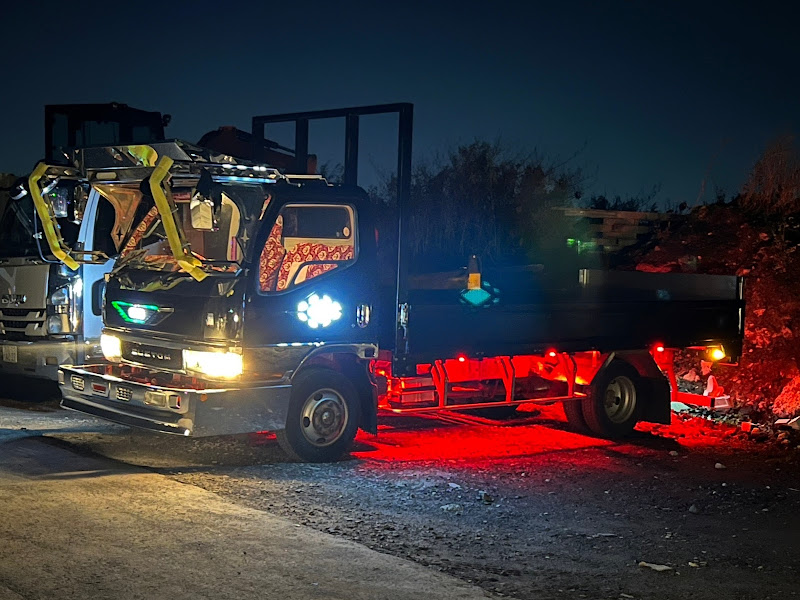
left=148, top=156, right=208, bottom=282
left=28, top=162, right=79, bottom=270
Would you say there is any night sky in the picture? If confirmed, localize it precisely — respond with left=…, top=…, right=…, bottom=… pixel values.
left=1, top=1, right=798, bottom=208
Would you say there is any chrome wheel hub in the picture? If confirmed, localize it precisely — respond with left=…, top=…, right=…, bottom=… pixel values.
left=603, top=376, right=636, bottom=424
left=300, top=389, right=348, bottom=447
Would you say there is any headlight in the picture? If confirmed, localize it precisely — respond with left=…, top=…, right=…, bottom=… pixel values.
left=101, top=334, right=122, bottom=362
left=50, top=286, right=70, bottom=306
left=183, top=349, right=243, bottom=378
left=47, top=315, right=67, bottom=334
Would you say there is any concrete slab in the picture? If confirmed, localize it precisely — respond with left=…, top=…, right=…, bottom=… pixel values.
left=0, top=436, right=492, bottom=600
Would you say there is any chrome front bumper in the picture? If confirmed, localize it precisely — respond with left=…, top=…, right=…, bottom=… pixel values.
left=58, top=364, right=291, bottom=436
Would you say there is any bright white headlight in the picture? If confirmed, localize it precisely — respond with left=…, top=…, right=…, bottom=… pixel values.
left=183, top=349, right=243, bottom=378
left=101, top=334, right=122, bottom=362
left=297, top=294, right=342, bottom=329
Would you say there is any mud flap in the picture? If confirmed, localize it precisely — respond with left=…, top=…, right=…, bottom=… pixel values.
left=640, top=375, right=672, bottom=425
left=355, top=366, right=378, bottom=435
left=338, top=360, right=378, bottom=435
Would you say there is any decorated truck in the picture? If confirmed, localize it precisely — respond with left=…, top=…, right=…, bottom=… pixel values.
left=0, top=103, right=307, bottom=380
left=47, top=103, right=743, bottom=462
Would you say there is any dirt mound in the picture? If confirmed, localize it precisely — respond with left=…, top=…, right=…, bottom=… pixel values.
left=622, top=203, right=800, bottom=425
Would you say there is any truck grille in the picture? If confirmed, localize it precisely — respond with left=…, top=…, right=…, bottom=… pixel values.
left=2, top=320, right=31, bottom=329
left=121, top=341, right=183, bottom=370
left=0, top=308, right=46, bottom=338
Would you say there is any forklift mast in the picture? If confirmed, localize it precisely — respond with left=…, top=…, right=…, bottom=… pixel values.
left=44, top=102, right=168, bottom=163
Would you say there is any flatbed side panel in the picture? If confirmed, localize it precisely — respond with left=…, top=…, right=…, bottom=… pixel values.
left=578, top=269, right=741, bottom=301
left=405, top=299, right=742, bottom=362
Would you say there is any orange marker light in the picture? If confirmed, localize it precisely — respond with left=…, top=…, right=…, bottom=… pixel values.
left=710, top=347, right=726, bottom=361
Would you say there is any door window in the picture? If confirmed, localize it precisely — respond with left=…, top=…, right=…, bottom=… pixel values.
left=258, top=204, right=356, bottom=292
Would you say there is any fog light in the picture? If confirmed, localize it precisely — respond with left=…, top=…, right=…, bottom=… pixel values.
left=710, top=347, right=726, bottom=361
left=183, top=349, right=243, bottom=378
left=144, top=391, right=167, bottom=407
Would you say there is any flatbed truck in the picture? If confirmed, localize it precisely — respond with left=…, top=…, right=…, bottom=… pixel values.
left=45, top=103, right=743, bottom=461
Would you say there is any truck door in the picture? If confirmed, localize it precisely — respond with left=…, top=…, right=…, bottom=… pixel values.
left=245, top=200, right=378, bottom=347
left=76, top=188, right=117, bottom=348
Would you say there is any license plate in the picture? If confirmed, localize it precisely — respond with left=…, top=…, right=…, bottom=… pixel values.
left=2, top=345, right=17, bottom=363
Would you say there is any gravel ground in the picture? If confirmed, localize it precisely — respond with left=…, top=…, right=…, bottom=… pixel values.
left=23, top=398, right=797, bottom=600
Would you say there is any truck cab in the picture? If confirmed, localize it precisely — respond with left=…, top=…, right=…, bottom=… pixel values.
left=0, top=177, right=118, bottom=378
left=0, top=103, right=169, bottom=380
left=59, top=141, right=381, bottom=461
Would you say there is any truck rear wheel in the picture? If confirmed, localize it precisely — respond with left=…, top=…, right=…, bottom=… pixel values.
left=276, top=368, right=361, bottom=463
left=581, top=361, right=641, bottom=438
left=563, top=399, right=592, bottom=434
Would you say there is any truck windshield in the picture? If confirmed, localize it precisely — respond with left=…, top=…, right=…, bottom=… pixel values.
left=0, top=185, right=80, bottom=259
left=118, top=182, right=266, bottom=274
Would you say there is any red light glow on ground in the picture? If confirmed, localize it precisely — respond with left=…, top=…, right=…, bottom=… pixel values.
left=350, top=404, right=742, bottom=467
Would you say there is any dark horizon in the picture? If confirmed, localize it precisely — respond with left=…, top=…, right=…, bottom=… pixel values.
left=1, top=0, right=798, bottom=208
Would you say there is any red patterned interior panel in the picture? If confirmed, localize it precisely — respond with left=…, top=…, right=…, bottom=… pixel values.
left=276, top=243, right=354, bottom=291
left=258, top=216, right=285, bottom=291
left=121, top=206, right=159, bottom=256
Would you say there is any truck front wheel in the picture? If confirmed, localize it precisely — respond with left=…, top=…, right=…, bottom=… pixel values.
left=581, top=361, right=641, bottom=438
left=276, top=368, right=361, bottom=463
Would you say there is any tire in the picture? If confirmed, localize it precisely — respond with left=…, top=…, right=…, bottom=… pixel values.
left=581, top=361, right=642, bottom=438
left=276, top=368, right=361, bottom=463
left=562, top=398, right=592, bottom=434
